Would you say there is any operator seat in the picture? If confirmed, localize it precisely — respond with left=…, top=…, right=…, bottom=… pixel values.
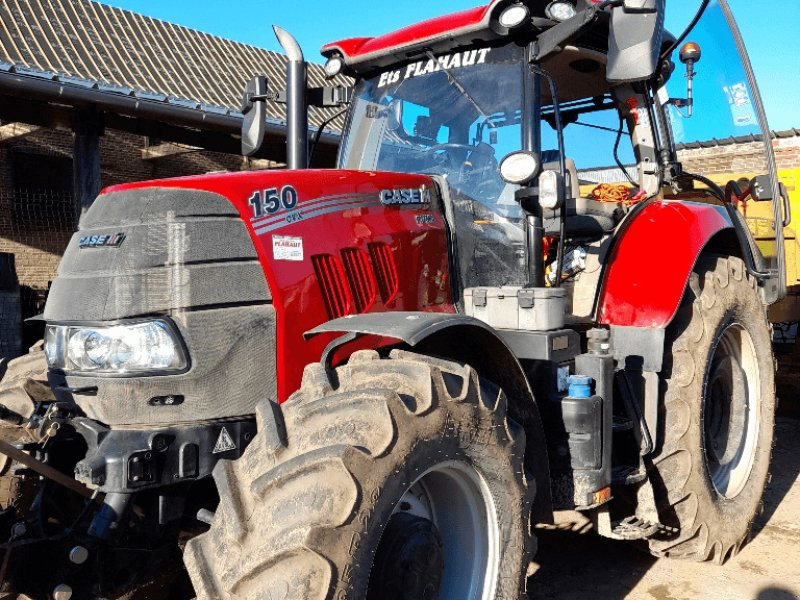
left=540, top=152, right=624, bottom=238
left=467, top=142, right=499, bottom=174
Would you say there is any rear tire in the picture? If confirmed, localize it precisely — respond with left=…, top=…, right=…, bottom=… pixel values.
left=644, top=256, right=775, bottom=563
left=184, top=349, right=535, bottom=599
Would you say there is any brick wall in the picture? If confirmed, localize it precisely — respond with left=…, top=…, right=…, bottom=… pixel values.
left=0, top=127, right=275, bottom=300
left=2, top=126, right=798, bottom=320
left=678, top=135, right=800, bottom=175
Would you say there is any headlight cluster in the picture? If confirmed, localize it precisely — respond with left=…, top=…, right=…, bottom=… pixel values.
left=45, top=320, right=188, bottom=375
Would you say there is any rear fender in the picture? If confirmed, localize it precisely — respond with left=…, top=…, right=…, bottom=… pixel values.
left=306, top=312, right=554, bottom=524
left=597, top=200, right=735, bottom=329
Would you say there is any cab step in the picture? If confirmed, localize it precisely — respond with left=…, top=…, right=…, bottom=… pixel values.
left=612, top=464, right=647, bottom=485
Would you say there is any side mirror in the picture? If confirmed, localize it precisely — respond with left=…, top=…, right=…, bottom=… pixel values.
left=606, top=0, right=666, bottom=83
left=241, top=76, right=269, bottom=157
left=750, top=175, right=777, bottom=202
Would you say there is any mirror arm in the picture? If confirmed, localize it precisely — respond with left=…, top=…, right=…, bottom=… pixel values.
left=307, top=86, right=354, bottom=108
left=665, top=58, right=697, bottom=118
left=242, top=93, right=273, bottom=112
left=533, top=4, right=605, bottom=62
left=665, top=97, right=693, bottom=117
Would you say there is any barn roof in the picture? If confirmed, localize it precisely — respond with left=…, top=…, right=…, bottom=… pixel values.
left=0, top=0, right=346, bottom=153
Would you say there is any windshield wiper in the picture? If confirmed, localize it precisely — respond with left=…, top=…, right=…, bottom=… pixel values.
left=424, top=50, right=495, bottom=129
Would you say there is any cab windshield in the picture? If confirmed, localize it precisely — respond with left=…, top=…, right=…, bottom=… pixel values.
left=339, top=45, right=527, bottom=287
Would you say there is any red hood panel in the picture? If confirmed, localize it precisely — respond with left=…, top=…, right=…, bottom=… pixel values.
left=106, top=169, right=455, bottom=400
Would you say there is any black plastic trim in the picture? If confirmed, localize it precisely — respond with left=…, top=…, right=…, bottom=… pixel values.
left=305, top=312, right=499, bottom=346
left=73, top=416, right=257, bottom=493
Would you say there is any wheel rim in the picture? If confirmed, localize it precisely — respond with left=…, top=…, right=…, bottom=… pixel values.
left=371, top=460, right=500, bottom=600
left=703, top=322, right=761, bottom=499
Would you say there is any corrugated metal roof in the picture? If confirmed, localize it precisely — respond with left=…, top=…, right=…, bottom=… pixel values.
left=0, top=0, right=347, bottom=131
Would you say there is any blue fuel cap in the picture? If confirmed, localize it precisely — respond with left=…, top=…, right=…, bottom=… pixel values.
left=568, top=375, right=593, bottom=399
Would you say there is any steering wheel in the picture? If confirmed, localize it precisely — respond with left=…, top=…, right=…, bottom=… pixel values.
left=422, top=143, right=475, bottom=172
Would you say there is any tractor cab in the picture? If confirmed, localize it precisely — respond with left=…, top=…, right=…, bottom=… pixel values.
left=245, top=0, right=787, bottom=305
left=322, top=0, right=662, bottom=294
left=335, top=38, right=634, bottom=290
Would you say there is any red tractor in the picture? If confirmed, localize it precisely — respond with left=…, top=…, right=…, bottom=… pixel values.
left=0, top=0, right=789, bottom=598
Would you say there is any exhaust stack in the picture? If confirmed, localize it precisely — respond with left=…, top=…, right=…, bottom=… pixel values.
left=274, top=26, right=308, bottom=169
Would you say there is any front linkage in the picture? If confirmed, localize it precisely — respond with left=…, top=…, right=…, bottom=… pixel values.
left=0, top=356, right=251, bottom=599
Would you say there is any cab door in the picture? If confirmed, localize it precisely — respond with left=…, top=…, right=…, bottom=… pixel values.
left=659, top=0, right=787, bottom=303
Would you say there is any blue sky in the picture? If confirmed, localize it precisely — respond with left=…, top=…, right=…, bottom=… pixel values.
left=101, top=0, right=798, bottom=131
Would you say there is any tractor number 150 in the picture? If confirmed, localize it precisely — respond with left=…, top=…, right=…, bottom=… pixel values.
left=248, top=185, right=299, bottom=219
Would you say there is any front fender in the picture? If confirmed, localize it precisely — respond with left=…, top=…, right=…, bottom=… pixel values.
left=306, top=312, right=554, bottom=524
left=597, top=200, right=733, bottom=328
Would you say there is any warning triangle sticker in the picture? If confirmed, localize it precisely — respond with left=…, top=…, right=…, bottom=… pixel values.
left=213, top=427, right=237, bottom=454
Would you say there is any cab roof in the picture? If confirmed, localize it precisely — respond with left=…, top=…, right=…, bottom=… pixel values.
left=320, top=2, right=501, bottom=70
left=320, top=0, right=604, bottom=73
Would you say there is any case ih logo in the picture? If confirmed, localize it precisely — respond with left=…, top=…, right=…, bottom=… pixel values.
left=380, top=187, right=432, bottom=206
left=78, top=232, right=126, bottom=249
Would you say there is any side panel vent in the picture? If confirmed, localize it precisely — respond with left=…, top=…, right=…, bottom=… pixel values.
left=341, top=248, right=377, bottom=313
left=311, top=254, right=352, bottom=319
left=368, top=242, right=399, bottom=306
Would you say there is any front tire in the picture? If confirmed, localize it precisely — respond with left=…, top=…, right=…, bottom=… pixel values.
left=645, top=256, right=775, bottom=563
left=184, top=349, right=535, bottom=599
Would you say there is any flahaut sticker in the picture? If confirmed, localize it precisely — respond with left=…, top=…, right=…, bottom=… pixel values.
left=272, top=235, right=304, bottom=261
left=377, top=48, right=492, bottom=88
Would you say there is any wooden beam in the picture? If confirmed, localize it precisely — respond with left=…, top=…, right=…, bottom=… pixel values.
left=73, top=112, right=103, bottom=221
left=0, top=123, right=38, bottom=143
left=0, top=94, right=339, bottom=166
left=141, top=141, right=201, bottom=161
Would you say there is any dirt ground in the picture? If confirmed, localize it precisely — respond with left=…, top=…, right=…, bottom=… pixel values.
left=526, top=413, right=800, bottom=600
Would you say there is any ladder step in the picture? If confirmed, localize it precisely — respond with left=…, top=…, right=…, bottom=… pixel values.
left=611, top=516, right=661, bottom=540
left=612, top=465, right=647, bottom=485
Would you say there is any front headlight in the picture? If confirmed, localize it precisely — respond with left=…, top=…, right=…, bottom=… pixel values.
left=44, top=320, right=188, bottom=375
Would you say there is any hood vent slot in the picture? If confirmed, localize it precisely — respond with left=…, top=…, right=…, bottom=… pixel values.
left=311, top=254, right=352, bottom=319
left=368, top=242, right=398, bottom=306
left=341, top=248, right=377, bottom=313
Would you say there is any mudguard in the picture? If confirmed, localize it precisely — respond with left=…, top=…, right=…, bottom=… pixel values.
left=597, top=200, right=734, bottom=329
left=306, top=311, right=554, bottom=523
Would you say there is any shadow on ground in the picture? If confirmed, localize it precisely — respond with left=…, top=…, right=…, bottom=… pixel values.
left=756, top=588, right=799, bottom=600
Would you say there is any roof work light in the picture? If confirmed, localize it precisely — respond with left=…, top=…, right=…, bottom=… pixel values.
left=545, top=1, right=577, bottom=21
left=498, top=4, right=530, bottom=28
